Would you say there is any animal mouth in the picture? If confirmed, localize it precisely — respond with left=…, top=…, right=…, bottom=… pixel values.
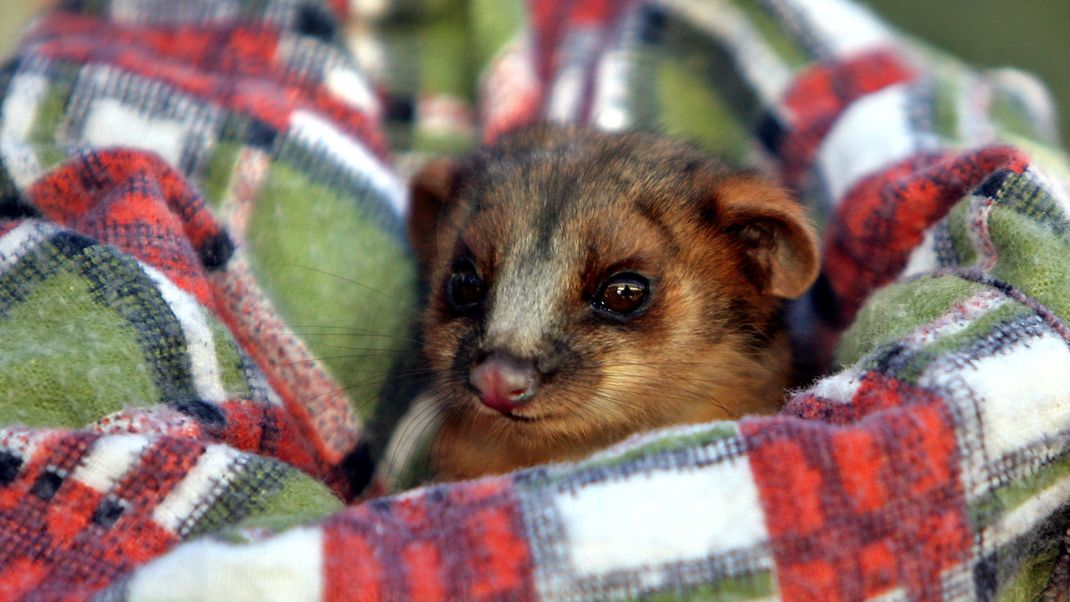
left=470, top=397, right=544, bottom=423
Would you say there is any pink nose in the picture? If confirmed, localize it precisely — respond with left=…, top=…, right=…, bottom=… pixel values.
left=469, top=354, right=539, bottom=414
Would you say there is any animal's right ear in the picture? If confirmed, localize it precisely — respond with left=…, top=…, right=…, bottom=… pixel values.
left=408, top=158, right=460, bottom=275
left=711, top=174, right=820, bottom=299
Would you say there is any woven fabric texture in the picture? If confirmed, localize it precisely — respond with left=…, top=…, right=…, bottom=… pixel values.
left=1, top=0, right=1070, bottom=600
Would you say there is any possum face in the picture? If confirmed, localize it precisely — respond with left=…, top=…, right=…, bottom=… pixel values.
left=408, top=125, right=818, bottom=479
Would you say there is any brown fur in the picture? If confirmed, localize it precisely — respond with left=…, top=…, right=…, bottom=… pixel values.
left=409, top=125, right=819, bottom=480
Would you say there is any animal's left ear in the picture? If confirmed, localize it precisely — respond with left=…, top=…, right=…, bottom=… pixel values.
left=408, top=157, right=461, bottom=276
left=714, top=174, right=820, bottom=299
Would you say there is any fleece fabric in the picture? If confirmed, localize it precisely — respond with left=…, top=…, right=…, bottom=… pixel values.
left=0, top=0, right=1069, bottom=600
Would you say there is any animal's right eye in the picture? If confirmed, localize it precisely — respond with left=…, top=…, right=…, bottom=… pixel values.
left=446, top=259, right=485, bottom=310
left=592, top=273, right=651, bottom=319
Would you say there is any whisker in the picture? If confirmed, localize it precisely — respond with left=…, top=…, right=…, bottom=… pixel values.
left=274, top=327, right=423, bottom=345
left=279, top=352, right=408, bottom=368
left=386, top=393, right=446, bottom=483
left=289, top=263, right=419, bottom=314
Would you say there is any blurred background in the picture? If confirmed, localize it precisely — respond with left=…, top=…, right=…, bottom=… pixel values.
left=1, top=0, right=35, bottom=56
left=0, top=0, right=1067, bottom=142
left=863, top=0, right=1069, bottom=143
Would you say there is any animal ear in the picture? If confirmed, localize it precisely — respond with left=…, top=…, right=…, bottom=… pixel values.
left=714, top=174, right=820, bottom=299
left=408, top=158, right=460, bottom=275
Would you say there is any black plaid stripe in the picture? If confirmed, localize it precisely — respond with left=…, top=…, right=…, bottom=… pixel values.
left=935, top=373, right=995, bottom=506
left=517, top=426, right=748, bottom=494
left=934, top=312, right=1044, bottom=372
left=237, top=346, right=275, bottom=404
left=61, top=234, right=211, bottom=411
left=31, top=435, right=96, bottom=501
left=932, top=220, right=962, bottom=268
left=0, top=433, right=97, bottom=564
left=973, top=508, right=1070, bottom=600
left=971, top=430, right=1070, bottom=530
left=178, top=453, right=289, bottom=538
left=294, top=3, right=338, bottom=42
left=61, top=65, right=224, bottom=178
left=627, top=5, right=667, bottom=128
left=853, top=296, right=1023, bottom=378
left=91, top=496, right=129, bottom=528
left=570, top=548, right=774, bottom=600
left=996, top=170, right=1070, bottom=240
left=516, top=437, right=774, bottom=601
left=0, top=55, right=19, bottom=92
left=69, top=0, right=243, bottom=24
left=0, top=450, right=23, bottom=486
left=758, top=0, right=836, bottom=60
left=0, top=226, right=81, bottom=312
left=657, top=6, right=766, bottom=126
left=514, top=426, right=755, bottom=597
left=0, top=188, right=41, bottom=219
left=273, top=135, right=407, bottom=240
left=947, top=270, right=1070, bottom=343
left=0, top=229, right=210, bottom=415
left=210, top=113, right=280, bottom=157
left=278, top=30, right=354, bottom=86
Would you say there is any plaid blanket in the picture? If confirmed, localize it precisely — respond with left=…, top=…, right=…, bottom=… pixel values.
left=2, top=0, right=1070, bottom=600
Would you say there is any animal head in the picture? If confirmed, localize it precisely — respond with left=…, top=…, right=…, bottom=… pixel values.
left=408, top=125, right=819, bottom=477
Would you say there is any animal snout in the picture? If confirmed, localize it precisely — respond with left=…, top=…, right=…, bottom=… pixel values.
left=469, top=352, right=539, bottom=414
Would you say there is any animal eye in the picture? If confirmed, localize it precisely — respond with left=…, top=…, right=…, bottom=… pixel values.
left=446, top=260, right=485, bottom=310
left=593, top=273, right=650, bottom=318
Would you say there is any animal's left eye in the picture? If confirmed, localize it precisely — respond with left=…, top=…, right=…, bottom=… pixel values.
left=593, top=273, right=651, bottom=318
left=446, top=259, right=485, bottom=310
